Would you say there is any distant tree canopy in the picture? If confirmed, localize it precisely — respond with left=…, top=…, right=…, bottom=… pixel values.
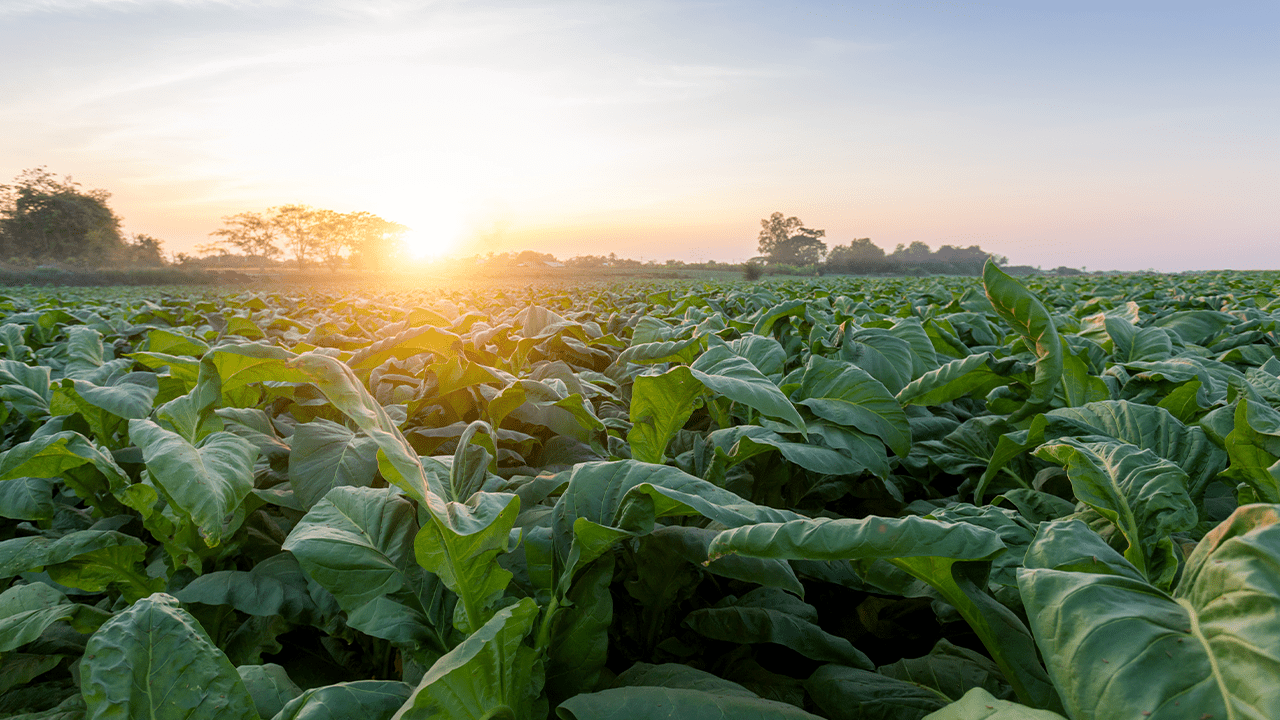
left=827, top=237, right=884, bottom=266
left=758, top=212, right=827, bottom=265
left=754, top=212, right=1009, bottom=275
left=824, top=238, right=1007, bottom=275
left=202, top=205, right=408, bottom=270
left=0, top=168, right=127, bottom=263
left=122, top=234, right=167, bottom=267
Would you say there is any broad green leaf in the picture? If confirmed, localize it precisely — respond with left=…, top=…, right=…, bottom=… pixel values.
left=129, top=419, right=259, bottom=547
left=274, top=681, right=411, bottom=720
left=1018, top=506, right=1280, bottom=720
left=1152, top=309, right=1234, bottom=345
left=44, top=543, right=158, bottom=602
left=1221, top=397, right=1280, bottom=503
left=896, top=353, right=1005, bottom=407
left=174, top=553, right=336, bottom=625
left=154, top=356, right=224, bottom=444
left=449, top=420, right=497, bottom=502
left=393, top=597, right=542, bottom=720
left=752, top=298, right=810, bottom=336
left=237, top=664, right=301, bottom=720
left=204, top=342, right=308, bottom=405
left=55, top=373, right=158, bottom=442
left=349, top=325, right=463, bottom=371
left=806, top=421, right=892, bottom=478
left=685, top=588, right=873, bottom=669
left=224, top=314, right=266, bottom=340
left=515, top=303, right=569, bottom=337
left=708, top=516, right=1060, bottom=712
left=282, top=353, right=430, bottom=505
left=80, top=593, right=258, bottom=720
left=616, top=336, right=703, bottom=366
left=63, top=326, right=106, bottom=379
left=544, top=555, right=614, bottom=703
left=498, top=381, right=606, bottom=446
left=1106, top=317, right=1173, bottom=363
left=556, top=686, right=822, bottom=720
left=707, top=515, right=1003, bottom=564
left=552, top=461, right=801, bottom=582
left=921, top=688, right=1067, bottom=720
left=0, top=583, right=78, bottom=652
left=0, top=530, right=155, bottom=600
left=805, top=664, right=949, bottom=719
left=1045, top=400, right=1226, bottom=501
left=707, top=425, right=869, bottom=476
left=1155, top=378, right=1207, bottom=423
left=425, top=356, right=505, bottom=398
left=840, top=327, right=915, bottom=395
left=793, top=355, right=910, bottom=457
left=0, top=359, right=51, bottom=418
left=612, top=661, right=758, bottom=695
left=690, top=343, right=806, bottom=433
left=287, top=419, right=379, bottom=509
left=145, top=327, right=210, bottom=357
left=0, top=651, right=64, bottom=696
left=0, top=431, right=130, bottom=510
left=282, top=487, right=447, bottom=649
left=879, top=639, right=1014, bottom=704
left=628, top=365, right=704, bottom=463
left=128, top=351, right=202, bottom=386
left=0, top=323, right=33, bottom=361
left=647, top=525, right=804, bottom=597
left=982, top=260, right=1062, bottom=418
left=1019, top=516, right=1145, bottom=580
left=413, top=490, right=520, bottom=635
left=0, top=476, right=58, bottom=521
left=728, top=333, right=788, bottom=380
left=1034, top=439, right=1198, bottom=588
left=281, top=353, right=519, bottom=636
left=1057, top=345, right=1109, bottom=407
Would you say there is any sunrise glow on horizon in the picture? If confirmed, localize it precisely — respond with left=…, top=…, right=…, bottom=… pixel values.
left=0, top=1, right=1276, bottom=272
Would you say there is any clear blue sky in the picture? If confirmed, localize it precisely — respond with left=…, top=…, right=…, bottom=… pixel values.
left=1, top=0, right=1276, bottom=270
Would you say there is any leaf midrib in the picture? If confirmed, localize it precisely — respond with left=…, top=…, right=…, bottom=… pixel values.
left=1177, top=597, right=1237, bottom=720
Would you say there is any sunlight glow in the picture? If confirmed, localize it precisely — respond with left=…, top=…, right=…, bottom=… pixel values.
left=400, top=224, right=462, bottom=260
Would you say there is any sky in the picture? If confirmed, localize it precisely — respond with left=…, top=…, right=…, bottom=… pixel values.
left=0, top=0, right=1276, bottom=271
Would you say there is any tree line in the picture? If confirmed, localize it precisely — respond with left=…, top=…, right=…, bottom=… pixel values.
left=1, top=169, right=1011, bottom=276
left=198, top=206, right=408, bottom=270
left=0, top=168, right=409, bottom=271
left=756, top=211, right=1008, bottom=275
left=0, top=168, right=166, bottom=267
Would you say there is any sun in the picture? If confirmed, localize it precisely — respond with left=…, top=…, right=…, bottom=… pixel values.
left=400, top=222, right=467, bottom=260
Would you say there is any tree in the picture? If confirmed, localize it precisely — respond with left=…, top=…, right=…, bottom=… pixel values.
left=343, top=213, right=409, bottom=270
left=932, top=244, right=994, bottom=274
left=827, top=238, right=884, bottom=266
left=270, top=204, right=321, bottom=270
left=0, top=167, right=125, bottom=262
left=202, top=211, right=281, bottom=263
left=313, top=209, right=356, bottom=271
left=890, top=241, right=933, bottom=262
left=757, top=212, right=826, bottom=265
left=122, top=233, right=166, bottom=267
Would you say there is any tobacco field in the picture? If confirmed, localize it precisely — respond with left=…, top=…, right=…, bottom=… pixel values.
left=2, top=262, right=1279, bottom=719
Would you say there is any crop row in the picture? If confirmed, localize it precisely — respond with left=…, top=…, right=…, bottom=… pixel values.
left=1, top=266, right=1279, bottom=719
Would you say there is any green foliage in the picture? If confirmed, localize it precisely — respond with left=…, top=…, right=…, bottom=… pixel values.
left=0, top=168, right=124, bottom=263
left=757, top=212, right=827, bottom=265
left=0, top=270, right=1277, bottom=719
